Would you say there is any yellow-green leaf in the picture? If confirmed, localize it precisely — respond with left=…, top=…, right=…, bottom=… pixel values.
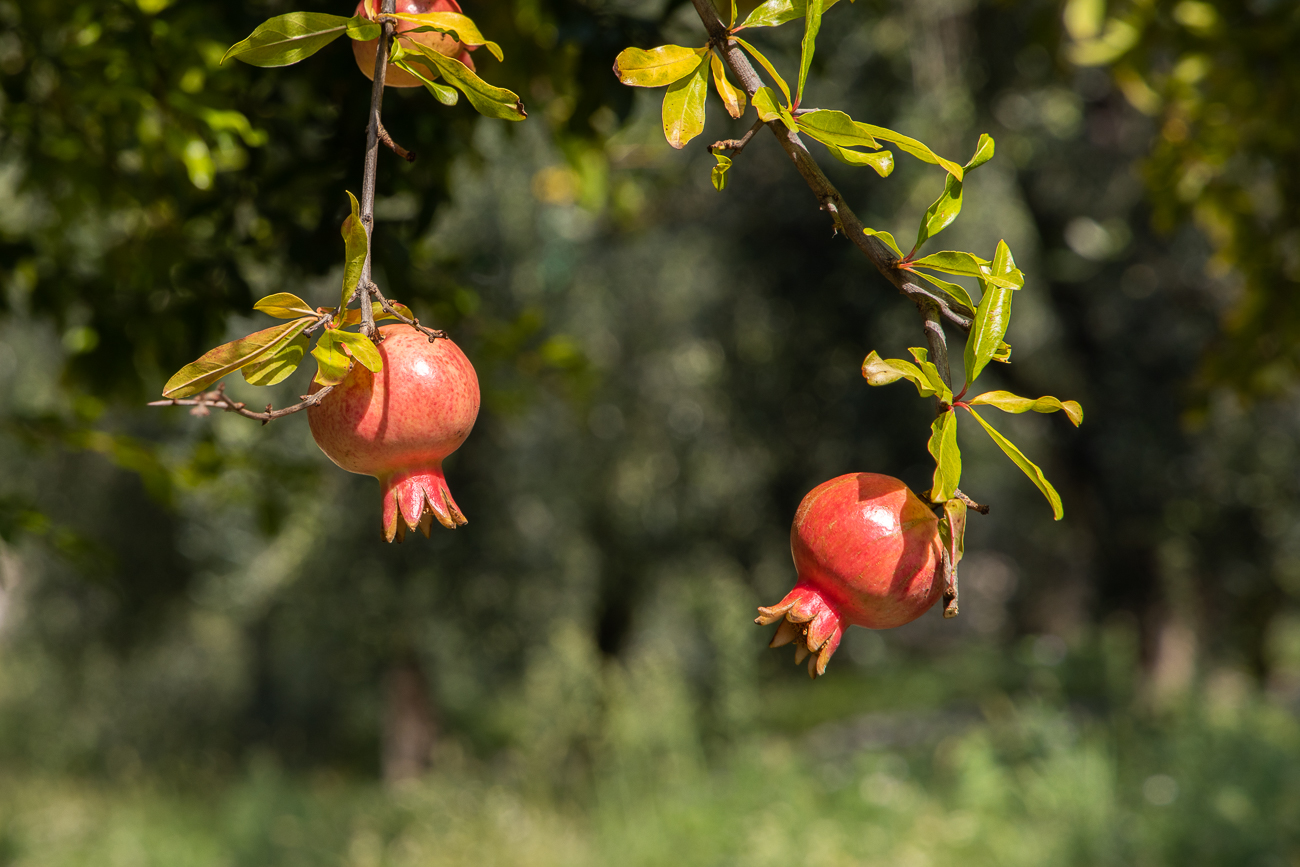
left=613, top=44, right=706, bottom=88
left=908, top=346, right=953, bottom=404
left=332, top=329, right=383, bottom=374
left=911, top=269, right=976, bottom=315
left=222, top=12, right=356, bottom=67
left=752, top=87, right=795, bottom=131
left=965, top=407, right=1064, bottom=520
left=927, top=410, right=961, bottom=502
left=340, top=191, right=368, bottom=313
left=312, top=330, right=351, bottom=387
left=734, top=37, right=791, bottom=107
left=967, top=391, right=1084, bottom=427
left=863, top=228, right=903, bottom=259
left=739, top=0, right=845, bottom=30
left=821, top=142, right=893, bottom=176
left=162, top=318, right=312, bottom=398
left=795, top=109, right=881, bottom=150
left=254, top=292, right=317, bottom=320
left=861, top=123, right=964, bottom=180
left=407, top=43, right=526, bottom=120
left=662, top=58, right=710, bottom=149
left=796, top=0, right=823, bottom=107
left=392, top=56, right=459, bottom=105
left=861, top=350, right=936, bottom=398
left=712, top=152, right=733, bottom=191
left=389, top=11, right=503, bottom=61
left=711, top=52, right=745, bottom=119
left=242, top=333, right=308, bottom=386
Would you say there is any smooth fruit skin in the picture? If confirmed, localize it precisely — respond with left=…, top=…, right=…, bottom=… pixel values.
left=308, top=326, right=479, bottom=542
left=353, top=0, right=476, bottom=89
left=757, top=473, right=943, bottom=677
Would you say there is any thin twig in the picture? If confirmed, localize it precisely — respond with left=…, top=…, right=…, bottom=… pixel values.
left=377, top=119, right=416, bottom=161
left=918, top=302, right=952, bottom=407
left=954, top=489, right=990, bottom=514
left=148, top=383, right=336, bottom=425
left=368, top=282, right=449, bottom=342
left=710, top=117, right=766, bottom=156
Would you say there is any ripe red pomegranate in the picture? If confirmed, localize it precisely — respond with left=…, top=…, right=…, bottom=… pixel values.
left=308, top=325, right=479, bottom=541
left=353, top=0, right=477, bottom=88
left=758, top=473, right=944, bottom=677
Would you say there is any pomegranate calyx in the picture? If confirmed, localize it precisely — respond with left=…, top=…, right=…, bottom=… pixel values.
left=756, top=584, right=845, bottom=679
left=381, top=463, right=466, bottom=542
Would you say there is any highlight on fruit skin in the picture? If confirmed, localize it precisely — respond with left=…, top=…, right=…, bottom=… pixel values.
left=352, top=0, right=477, bottom=88
left=307, top=325, right=480, bottom=542
left=758, top=473, right=944, bottom=678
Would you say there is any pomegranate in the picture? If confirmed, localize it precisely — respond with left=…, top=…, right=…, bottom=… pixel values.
left=757, top=473, right=944, bottom=677
left=353, top=0, right=477, bottom=88
left=308, top=325, right=479, bottom=541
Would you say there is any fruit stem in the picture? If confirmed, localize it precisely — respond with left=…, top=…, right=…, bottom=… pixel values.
left=354, top=0, right=398, bottom=343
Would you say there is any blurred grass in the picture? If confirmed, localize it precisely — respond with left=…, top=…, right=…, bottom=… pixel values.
left=4, top=663, right=1300, bottom=867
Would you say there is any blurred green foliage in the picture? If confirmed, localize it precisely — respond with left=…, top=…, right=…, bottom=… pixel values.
left=2, top=0, right=1300, bottom=861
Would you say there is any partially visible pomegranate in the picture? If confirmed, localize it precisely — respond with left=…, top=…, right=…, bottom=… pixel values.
left=758, top=473, right=944, bottom=677
left=352, top=0, right=477, bottom=89
left=308, top=326, right=479, bottom=542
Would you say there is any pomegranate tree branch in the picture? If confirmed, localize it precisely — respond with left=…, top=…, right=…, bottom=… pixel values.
left=710, top=117, right=765, bottom=156
left=353, top=0, right=399, bottom=341
left=688, top=0, right=969, bottom=394
left=367, top=281, right=449, bottom=343
left=148, top=383, right=336, bottom=425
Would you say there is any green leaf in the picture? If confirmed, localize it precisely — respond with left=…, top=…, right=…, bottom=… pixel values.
left=963, top=282, right=1012, bottom=386
left=909, top=250, right=989, bottom=276
left=913, top=173, right=964, bottom=254
left=222, top=12, right=356, bottom=67
left=734, top=37, right=791, bottom=107
left=661, top=58, right=710, bottom=149
left=908, top=346, right=953, bottom=404
left=242, top=333, right=308, bottom=386
left=739, top=0, right=844, bottom=30
left=711, top=152, right=732, bottom=191
left=254, top=292, right=317, bottom=320
left=796, top=0, right=823, bottom=107
left=965, top=407, right=1064, bottom=520
left=965, top=133, right=995, bottom=170
left=795, top=109, right=880, bottom=149
left=162, top=319, right=312, bottom=398
left=962, top=240, right=1020, bottom=385
left=821, top=143, right=893, bottom=176
left=992, top=340, right=1012, bottom=363
left=861, top=123, right=964, bottom=179
left=711, top=52, right=745, bottom=119
left=927, top=409, right=961, bottom=503
left=911, top=269, right=975, bottom=314
left=393, top=56, right=459, bottom=105
left=863, top=228, right=903, bottom=259
left=390, top=11, right=504, bottom=61
left=967, top=391, right=1084, bottom=427
left=751, top=87, right=796, bottom=132
left=613, top=44, right=706, bottom=88
left=407, top=43, right=526, bottom=120
left=311, top=330, right=351, bottom=387
left=332, top=329, right=384, bottom=374
left=727, top=0, right=737, bottom=28
left=345, top=18, right=381, bottom=41
left=861, top=350, right=936, bottom=399
left=340, top=191, right=369, bottom=313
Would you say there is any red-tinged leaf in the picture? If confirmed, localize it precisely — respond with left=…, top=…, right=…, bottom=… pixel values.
left=162, top=318, right=312, bottom=398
